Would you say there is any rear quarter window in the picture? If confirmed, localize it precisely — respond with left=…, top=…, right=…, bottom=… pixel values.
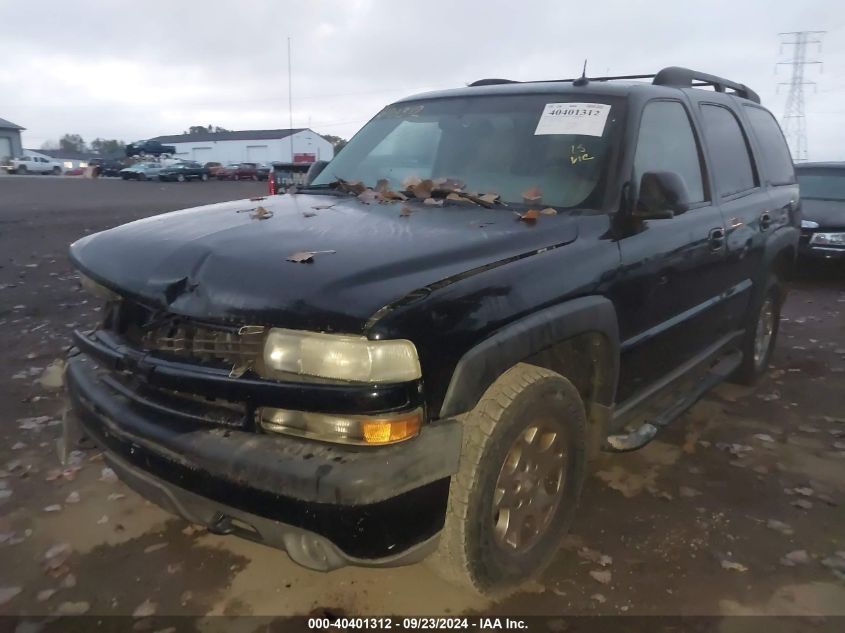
left=699, top=104, right=758, bottom=197
left=743, top=106, right=795, bottom=186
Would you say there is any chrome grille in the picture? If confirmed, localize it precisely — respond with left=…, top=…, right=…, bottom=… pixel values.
left=137, top=325, right=264, bottom=364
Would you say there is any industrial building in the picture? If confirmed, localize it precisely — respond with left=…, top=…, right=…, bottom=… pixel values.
left=150, top=128, right=333, bottom=165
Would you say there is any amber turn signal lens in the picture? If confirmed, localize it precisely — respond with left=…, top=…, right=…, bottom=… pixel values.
left=361, top=413, right=422, bottom=445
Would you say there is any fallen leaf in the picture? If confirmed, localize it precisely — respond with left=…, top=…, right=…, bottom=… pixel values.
left=753, top=433, right=776, bottom=443
left=515, top=209, right=541, bottom=223
left=107, top=493, right=126, bottom=502
left=522, top=186, right=542, bottom=203
left=589, top=570, right=612, bottom=584
left=65, top=491, right=80, bottom=504
left=357, top=189, right=382, bottom=204
left=250, top=206, right=273, bottom=220
left=37, top=589, right=56, bottom=602
left=423, top=197, right=444, bottom=207
left=679, top=486, right=701, bottom=498
left=311, top=204, right=335, bottom=210
left=133, top=599, right=157, bottom=617
left=590, top=593, right=607, bottom=603
left=60, top=574, right=77, bottom=589
left=479, top=193, right=499, bottom=205
left=100, top=467, right=117, bottom=483
left=382, top=190, right=408, bottom=201
left=766, top=519, right=794, bottom=535
left=540, top=207, right=558, bottom=215
left=43, top=504, right=62, bottom=513
left=792, top=498, right=813, bottom=510
left=249, top=196, right=265, bottom=201
left=399, top=206, right=413, bottom=217
left=286, top=250, right=336, bottom=263
left=39, top=360, right=65, bottom=389
left=410, top=179, right=434, bottom=199
left=144, top=543, right=167, bottom=554
left=721, top=560, right=748, bottom=572
left=96, top=515, right=109, bottom=525
left=780, top=550, right=810, bottom=566
left=401, top=175, right=422, bottom=189
left=578, top=547, right=613, bottom=567
left=55, top=601, right=90, bottom=615
left=302, top=211, right=317, bottom=218
left=375, top=178, right=390, bottom=193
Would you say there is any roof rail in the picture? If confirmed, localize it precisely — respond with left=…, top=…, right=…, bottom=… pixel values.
left=653, top=66, right=760, bottom=103
left=467, top=67, right=760, bottom=103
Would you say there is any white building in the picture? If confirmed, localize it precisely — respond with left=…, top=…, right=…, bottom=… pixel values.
left=151, top=128, right=334, bottom=165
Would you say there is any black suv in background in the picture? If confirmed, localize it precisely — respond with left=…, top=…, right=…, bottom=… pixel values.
left=65, top=67, right=799, bottom=595
left=795, top=162, right=845, bottom=260
left=125, top=139, right=176, bottom=157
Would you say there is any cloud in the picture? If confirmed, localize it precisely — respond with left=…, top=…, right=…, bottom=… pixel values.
left=1, top=0, right=842, bottom=159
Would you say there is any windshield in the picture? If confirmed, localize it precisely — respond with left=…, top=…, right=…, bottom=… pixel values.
left=311, top=94, right=623, bottom=208
left=797, top=168, right=845, bottom=201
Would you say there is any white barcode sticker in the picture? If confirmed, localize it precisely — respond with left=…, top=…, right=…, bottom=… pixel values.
left=534, top=103, right=611, bottom=137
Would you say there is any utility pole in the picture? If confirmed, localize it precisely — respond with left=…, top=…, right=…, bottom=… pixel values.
left=288, top=36, right=294, bottom=163
left=777, top=31, right=825, bottom=162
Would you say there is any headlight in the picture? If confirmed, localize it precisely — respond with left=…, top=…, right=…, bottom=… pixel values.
left=259, top=407, right=422, bottom=445
left=801, top=219, right=819, bottom=229
left=810, top=232, right=845, bottom=246
left=261, top=328, right=421, bottom=383
left=79, top=273, right=120, bottom=301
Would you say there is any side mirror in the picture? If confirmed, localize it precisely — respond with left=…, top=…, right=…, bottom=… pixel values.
left=306, top=160, right=329, bottom=185
left=635, top=171, right=690, bottom=219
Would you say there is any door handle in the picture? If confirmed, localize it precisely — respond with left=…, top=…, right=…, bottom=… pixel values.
left=708, top=227, right=725, bottom=251
left=760, top=212, right=772, bottom=230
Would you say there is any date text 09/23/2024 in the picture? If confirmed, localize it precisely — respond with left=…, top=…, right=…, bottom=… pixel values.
left=307, top=617, right=528, bottom=630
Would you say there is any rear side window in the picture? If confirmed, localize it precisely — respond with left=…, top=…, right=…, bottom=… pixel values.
left=743, top=106, right=795, bottom=186
left=633, top=100, right=706, bottom=204
left=699, top=104, right=757, bottom=197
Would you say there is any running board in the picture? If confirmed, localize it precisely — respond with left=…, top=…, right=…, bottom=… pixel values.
left=603, top=350, right=742, bottom=453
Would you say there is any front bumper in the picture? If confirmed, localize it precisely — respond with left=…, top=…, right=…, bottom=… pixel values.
left=65, top=343, right=462, bottom=570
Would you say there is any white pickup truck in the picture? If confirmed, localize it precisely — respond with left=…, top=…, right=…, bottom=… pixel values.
left=1, top=155, right=63, bottom=175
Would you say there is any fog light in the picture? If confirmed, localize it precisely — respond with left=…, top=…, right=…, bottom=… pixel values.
left=259, top=407, right=422, bottom=445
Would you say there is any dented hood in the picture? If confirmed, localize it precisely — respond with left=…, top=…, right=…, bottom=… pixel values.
left=70, top=194, right=579, bottom=333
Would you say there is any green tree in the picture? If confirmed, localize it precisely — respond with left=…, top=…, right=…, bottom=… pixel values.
left=59, top=134, right=86, bottom=153
left=321, top=134, right=348, bottom=153
left=90, top=138, right=126, bottom=156
left=185, top=125, right=229, bottom=135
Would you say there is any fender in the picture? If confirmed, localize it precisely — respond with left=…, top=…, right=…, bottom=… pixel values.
left=439, top=295, right=620, bottom=419
left=762, top=224, right=799, bottom=273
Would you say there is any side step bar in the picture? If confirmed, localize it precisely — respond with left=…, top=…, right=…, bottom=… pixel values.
left=603, top=351, right=742, bottom=453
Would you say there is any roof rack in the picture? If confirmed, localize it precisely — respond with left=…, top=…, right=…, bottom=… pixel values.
left=468, top=66, right=760, bottom=104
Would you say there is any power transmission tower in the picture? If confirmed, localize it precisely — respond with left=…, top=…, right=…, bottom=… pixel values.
left=777, top=31, right=825, bottom=162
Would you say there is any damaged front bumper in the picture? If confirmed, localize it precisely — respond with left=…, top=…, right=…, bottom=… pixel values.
left=65, top=330, right=462, bottom=571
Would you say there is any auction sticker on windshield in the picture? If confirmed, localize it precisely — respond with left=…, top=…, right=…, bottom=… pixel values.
left=534, top=103, right=611, bottom=137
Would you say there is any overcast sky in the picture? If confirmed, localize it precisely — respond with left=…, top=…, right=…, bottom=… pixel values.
left=1, top=0, right=843, bottom=160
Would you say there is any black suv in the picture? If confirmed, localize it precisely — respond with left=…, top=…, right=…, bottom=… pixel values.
left=125, top=139, right=176, bottom=157
left=158, top=161, right=211, bottom=182
left=64, top=67, right=799, bottom=594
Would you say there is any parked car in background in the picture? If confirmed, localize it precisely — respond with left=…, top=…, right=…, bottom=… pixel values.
left=119, top=163, right=164, bottom=181
left=158, top=161, right=210, bottom=182
left=1, top=155, right=62, bottom=175
left=216, top=162, right=259, bottom=180
left=125, top=140, right=176, bottom=158
left=795, top=162, right=845, bottom=260
left=204, top=162, right=224, bottom=177
left=256, top=163, right=271, bottom=181
left=102, top=159, right=128, bottom=177
left=268, top=162, right=311, bottom=194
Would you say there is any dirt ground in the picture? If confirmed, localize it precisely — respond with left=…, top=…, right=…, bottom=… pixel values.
left=1, top=176, right=844, bottom=624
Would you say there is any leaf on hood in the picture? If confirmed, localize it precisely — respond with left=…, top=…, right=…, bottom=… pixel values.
left=375, top=178, right=391, bottom=193
left=311, top=204, right=335, bottom=210
left=303, top=211, right=317, bottom=218
left=410, top=179, right=434, bottom=199
left=540, top=207, right=558, bottom=215
left=382, top=190, right=408, bottom=201
left=250, top=206, right=273, bottom=220
left=514, top=209, right=541, bottom=223
left=337, top=179, right=366, bottom=194
left=357, top=189, right=382, bottom=204
left=286, top=250, right=337, bottom=263
left=401, top=175, right=422, bottom=189
left=399, top=206, right=413, bottom=217
left=249, top=196, right=266, bottom=202
left=433, top=177, right=465, bottom=192
left=479, top=193, right=500, bottom=205
left=424, top=197, right=444, bottom=207
left=522, top=186, right=543, bottom=204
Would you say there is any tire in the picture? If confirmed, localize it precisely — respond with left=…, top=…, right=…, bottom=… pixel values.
left=201, top=173, right=208, bottom=182
left=177, top=174, right=185, bottom=182
left=251, top=174, right=258, bottom=181
left=17, top=165, right=27, bottom=175
left=52, top=166, right=61, bottom=175
left=138, top=173, right=146, bottom=181
left=427, top=363, right=588, bottom=595
left=730, top=275, right=783, bottom=385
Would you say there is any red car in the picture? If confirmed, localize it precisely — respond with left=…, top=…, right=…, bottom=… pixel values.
left=215, top=162, right=258, bottom=181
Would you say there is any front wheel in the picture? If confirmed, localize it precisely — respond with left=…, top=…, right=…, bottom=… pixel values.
left=52, top=166, right=61, bottom=175
left=16, top=165, right=27, bottom=174
left=731, top=275, right=783, bottom=385
left=201, top=173, right=208, bottom=182
left=427, top=363, right=587, bottom=595
left=177, top=174, right=185, bottom=182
